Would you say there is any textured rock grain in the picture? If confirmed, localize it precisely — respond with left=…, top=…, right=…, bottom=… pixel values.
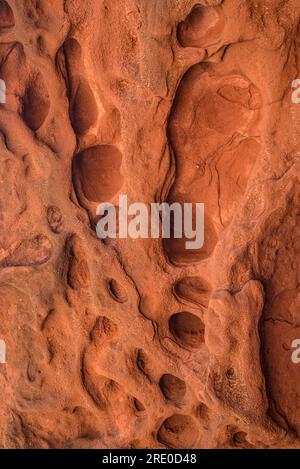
left=0, top=0, right=299, bottom=449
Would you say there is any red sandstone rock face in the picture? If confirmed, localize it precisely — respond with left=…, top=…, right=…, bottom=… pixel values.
left=0, top=0, right=299, bottom=449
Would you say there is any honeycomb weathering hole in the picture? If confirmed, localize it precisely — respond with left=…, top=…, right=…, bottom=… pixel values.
left=58, top=37, right=98, bottom=135
left=163, top=211, right=218, bottom=266
left=174, top=276, right=211, bottom=308
left=108, top=278, right=128, bottom=303
left=159, top=374, right=187, bottom=402
left=169, top=312, right=205, bottom=349
left=0, top=0, right=15, bottom=30
left=22, top=72, right=51, bottom=131
left=164, top=66, right=261, bottom=266
left=157, top=414, right=199, bottom=448
left=177, top=4, right=224, bottom=48
left=63, top=37, right=82, bottom=64
left=73, top=145, right=124, bottom=203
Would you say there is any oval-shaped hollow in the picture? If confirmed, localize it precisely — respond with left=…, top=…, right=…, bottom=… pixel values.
left=163, top=211, right=218, bottom=266
left=169, top=312, right=205, bottom=349
left=73, top=145, right=124, bottom=203
left=0, top=0, right=15, bottom=30
left=159, top=374, right=186, bottom=402
left=157, top=414, right=199, bottom=449
left=174, top=276, right=211, bottom=308
left=63, top=37, right=82, bottom=66
left=108, top=278, right=128, bottom=303
left=177, top=5, right=224, bottom=48
left=22, top=72, right=50, bottom=131
left=70, top=80, right=99, bottom=135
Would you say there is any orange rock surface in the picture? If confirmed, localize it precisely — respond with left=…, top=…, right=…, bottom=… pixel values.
left=0, top=0, right=299, bottom=449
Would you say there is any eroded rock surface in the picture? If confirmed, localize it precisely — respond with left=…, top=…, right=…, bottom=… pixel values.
left=0, top=0, right=299, bottom=450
